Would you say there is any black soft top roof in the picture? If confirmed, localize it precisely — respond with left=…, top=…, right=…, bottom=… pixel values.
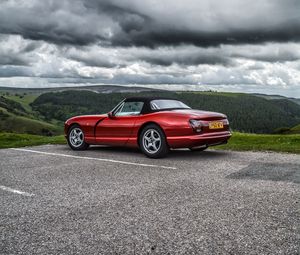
left=124, top=96, right=176, bottom=102
left=123, top=97, right=185, bottom=114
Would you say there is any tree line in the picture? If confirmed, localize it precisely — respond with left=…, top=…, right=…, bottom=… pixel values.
left=31, top=90, right=300, bottom=134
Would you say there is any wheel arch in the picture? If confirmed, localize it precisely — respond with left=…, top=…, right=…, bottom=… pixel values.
left=137, top=121, right=168, bottom=148
left=66, top=122, right=81, bottom=135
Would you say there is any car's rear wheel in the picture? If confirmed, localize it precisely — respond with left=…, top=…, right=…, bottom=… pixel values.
left=67, top=125, right=89, bottom=150
left=139, top=124, right=169, bottom=158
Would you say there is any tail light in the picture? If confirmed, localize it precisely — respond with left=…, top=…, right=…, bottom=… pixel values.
left=189, top=119, right=203, bottom=132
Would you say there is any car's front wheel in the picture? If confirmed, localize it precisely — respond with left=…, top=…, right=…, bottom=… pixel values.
left=67, top=125, right=89, bottom=150
left=139, top=124, right=169, bottom=158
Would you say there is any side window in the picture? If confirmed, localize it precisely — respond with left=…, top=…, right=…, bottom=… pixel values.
left=115, top=101, right=144, bottom=116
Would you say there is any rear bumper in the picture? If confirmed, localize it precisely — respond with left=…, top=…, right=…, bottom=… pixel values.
left=167, top=131, right=232, bottom=149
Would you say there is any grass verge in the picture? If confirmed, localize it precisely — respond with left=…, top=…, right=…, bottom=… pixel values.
left=0, top=133, right=65, bottom=149
left=217, top=132, right=300, bottom=154
left=1, top=132, right=299, bottom=154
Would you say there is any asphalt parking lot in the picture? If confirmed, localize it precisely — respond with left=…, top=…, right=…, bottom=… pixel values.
left=0, top=145, right=299, bottom=254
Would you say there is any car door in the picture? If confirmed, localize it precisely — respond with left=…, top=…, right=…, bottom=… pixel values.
left=95, top=101, right=144, bottom=146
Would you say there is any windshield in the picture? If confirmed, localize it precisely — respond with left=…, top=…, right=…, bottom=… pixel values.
left=115, top=101, right=144, bottom=116
left=150, top=99, right=190, bottom=110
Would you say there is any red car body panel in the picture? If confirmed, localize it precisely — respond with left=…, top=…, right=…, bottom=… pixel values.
left=64, top=107, right=231, bottom=149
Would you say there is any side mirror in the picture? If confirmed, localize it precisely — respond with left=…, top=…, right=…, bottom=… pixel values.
left=108, top=112, right=114, bottom=118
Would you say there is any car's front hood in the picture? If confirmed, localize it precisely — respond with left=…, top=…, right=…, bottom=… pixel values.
left=172, top=109, right=227, bottom=119
left=66, top=114, right=107, bottom=123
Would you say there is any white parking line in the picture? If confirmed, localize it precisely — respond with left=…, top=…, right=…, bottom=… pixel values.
left=0, top=185, right=34, bottom=197
left=11, top=148, right=177, bottom=170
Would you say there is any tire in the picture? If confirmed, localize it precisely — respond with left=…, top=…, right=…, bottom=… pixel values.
left=67, top=124, right=89, bottom=150
left=189, top=146, right=208, bottom=152
left=139, top=124, right=169, bottom=158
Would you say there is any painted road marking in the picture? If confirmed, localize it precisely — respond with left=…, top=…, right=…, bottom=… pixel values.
left=11, top=148, right=177, bottom=170
left=0, top=185, right=34, bottom=197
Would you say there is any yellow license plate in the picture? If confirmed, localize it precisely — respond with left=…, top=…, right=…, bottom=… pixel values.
left=209, top=121, right=224, bottom=129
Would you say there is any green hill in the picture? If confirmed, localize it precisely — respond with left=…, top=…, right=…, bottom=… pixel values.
left=31, top=90, right=300, bottom=134
left=252, top=93, right=300, bottom=105
left=275, top=123, right=300, bottom=134
left=0, top=95, right=27, bottom=116
left=290, top=124, right=300, bottom=133
left=0, top=96, right=62, bottom=135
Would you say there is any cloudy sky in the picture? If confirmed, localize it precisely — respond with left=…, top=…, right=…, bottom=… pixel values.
left=0, top=0, right=300, bottom=97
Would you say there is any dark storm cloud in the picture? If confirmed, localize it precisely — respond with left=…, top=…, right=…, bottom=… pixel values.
left=86, top=0, right=300, bottom=48
left=139, top=51, right=232, bottom=66
left=115, top=25, right=300, bottom=48
left=83, top=0, right=149, bottom=33
left=0, top=66, right=32, bottom=77
left=0, top=0, right=148, bottom=46
left=65, top=45, right=234, bottom=67
left=0, top=0, right=299, bottom=47
left=0, top=0, right=108, bottom=45
left=233, top=47, right=300, bottom=63
left=0, top=54, right=28, bottom=66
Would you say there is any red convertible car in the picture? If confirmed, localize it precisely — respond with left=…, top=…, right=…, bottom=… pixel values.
left=65, top=97, right=231, bottom=158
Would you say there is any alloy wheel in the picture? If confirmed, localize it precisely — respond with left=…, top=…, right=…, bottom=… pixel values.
left=142, top=129, right=162, bottom=154
left=69, top=127, right=84, bottom=148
